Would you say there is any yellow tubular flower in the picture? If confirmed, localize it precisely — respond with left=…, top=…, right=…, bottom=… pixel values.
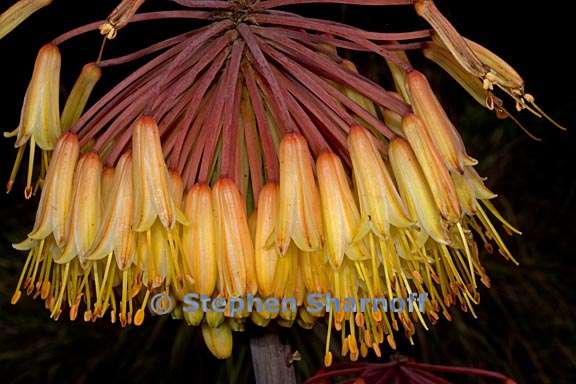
left=58, top=152, right=103, bottom=264
left=272, top=243, right=298, bottom=301
left=101, top=166, right=115, bottom=205
left=28, top=133, right=79, bottom=246
left=254, top=183, right=280, bottom=298
left=451, top=170, right=477, bottom=215
left=168, top=170, right=189, bottom=225
left=0, top=0, right=52, bottom=40
left=348, top=125, right=413, bottom=237
left=212, top=178, right=257, bottom=297
left=168, top=171, right=185, bottom=208
left=316, top=151, right=367, bottom=268
left=405, top=69, right=477, bottom=171
left=385, top=51, right=411, bottom=103
left=15, top=43, right=61, bottom=150
left=277, top=133, right=323, bottom=254
left=85, top=152, right=135, bottom=270
left=201, top=322, right=233, bottom=359
left=340, top=60, right=379, bottom=117
left=380, top=92, right=407, bottom=137
left=132, top=116, right=176, bottom=232
left=299, top=249, right=329, bottom=294
left=402, top=114, right=461, bottom=223
left=465, top=167, right=497, bottom=200
left=389, top=138, right=449, bottom=244
left=61, top=63, right=102, bottom=132
left=182, top=184, right=217, bottom=297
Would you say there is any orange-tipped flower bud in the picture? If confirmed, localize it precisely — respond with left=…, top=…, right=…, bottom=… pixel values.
left=16, top=43, right=61, bottom=150
left=254, top=183, right=280, bottom=298
left=348, top=126, right=413, bottom=237
left=402, top=114, right=461, bottom=222
left=61, top=63, right=101, bottom=131
left=389, top=138, right=449, bottom=244
left=212, top=178, right=257, bottom=298
left=316, top=151, right=367, bottom=267
left=182, top=184, right=217, bottom=297
left=277, top=133, right=323, bottom=254
left=406, top=70, right=477, bottom=171
left=85, top=152, right=135, bottom=270
left=132, top=116, right=176, bottom=231
left=58, top=152, right=103, bottom=264
left=28, top=133, right=79, bottom=246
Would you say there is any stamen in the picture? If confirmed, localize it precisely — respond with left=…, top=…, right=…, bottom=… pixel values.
left=11, top=249, right=35, bottom=304
left=324, top=306, right=334, bottom=366
left=50, top=262, right=70, bottom=319
left=25, top=137, right=36, bottom=199
left=481, top=200, right=522, bottom=235
left=120, top=270, right=128, bottom=326
left=457, top=222, right=476, bottom=289
left=26, top=239, right=44, bottom=294
left=6, top=146, right=25, bottom=193
left=95, top=252, right=113, bottom=311
left=134, top=289, right=150, bottom=326
left=476, top=204, right=518, bottom=265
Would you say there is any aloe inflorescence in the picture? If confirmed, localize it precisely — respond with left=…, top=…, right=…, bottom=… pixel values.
left=3, top=0, right=563, bottom=363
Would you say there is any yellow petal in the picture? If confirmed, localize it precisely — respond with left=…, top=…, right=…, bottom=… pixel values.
left=28, top=133, right=78, bottom=245
left=299, top=248, right=329, bottom=294
left=254, top=183, right=280, bottom=298
left=348, top=125, right=413, bottom=237
left=85, top=152, right=134, bottom=270
left=58, top=152, right=102, bottom=264
left=16, top=43, right=61, bottom=150
left=212, top=178, right=256, bottom=297
left=402, top=114, right=461, bottom=222
left=277, top=133, right=323, bottom=254
left=389, top=138, right=449, bottom=244
left=316, top=151, right=367, bottom=267
left=465, top=167, right=497, bottom=200
left=169, top=170, right=189, bottom=225
left=182, top=184, right=217, bottom=297
left=406, top=70, right=477, bottom=171
left=132, top=116, right=175, bottom=231
left=451, top=170, right=477, bottom=215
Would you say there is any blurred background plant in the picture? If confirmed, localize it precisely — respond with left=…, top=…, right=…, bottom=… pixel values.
left=0, top=0, right=574, bottom=383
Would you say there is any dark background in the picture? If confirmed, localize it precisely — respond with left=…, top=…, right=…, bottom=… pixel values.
left=0, top=0, right=574, bottom=383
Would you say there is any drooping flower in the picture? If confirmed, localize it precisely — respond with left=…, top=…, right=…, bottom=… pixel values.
left=277, top=133, right=324, bottom=255
left=6, top=0, right=556, bottom=362
left=348, top=126, right=413, bottom=237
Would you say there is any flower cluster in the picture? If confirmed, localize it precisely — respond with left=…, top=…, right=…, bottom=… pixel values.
left=5, top=0, right=554, bottom=363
